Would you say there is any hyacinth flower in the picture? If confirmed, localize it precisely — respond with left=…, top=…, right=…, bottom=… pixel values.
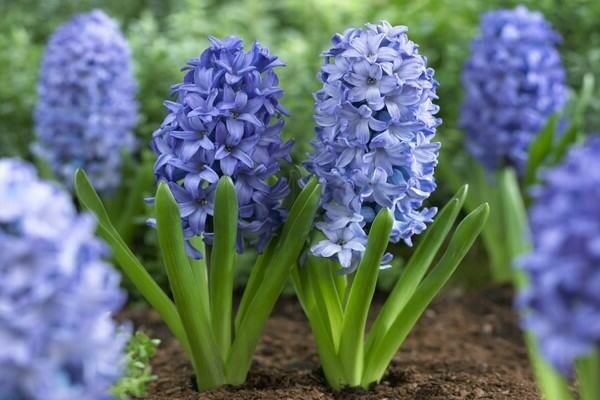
left=440, top=6, right=596, bottom=283
left=34, top=10, right=137, bottom=193
left=74, top=36, right=321, bottom=391
left=294, top=22, right=489, bottom=390
left=33, top=10, right=150, bottom=244
left=513, top=137, right=600, bottom=400
left=461, top=5, right=568, bottom=175
left=0, top=159, right=128, bottom=399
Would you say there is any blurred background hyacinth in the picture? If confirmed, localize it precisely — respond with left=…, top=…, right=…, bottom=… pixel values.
left=460, top=5, right=569, bottom=174
left=33, top=9, right=138, bottom=194
left=0, top=159, right=128, bottom=399
left=307, top=21, right=440, bottom=272
left=517, top=136, right=600, bottom=375
left=150, top=36, right=292, bottom=258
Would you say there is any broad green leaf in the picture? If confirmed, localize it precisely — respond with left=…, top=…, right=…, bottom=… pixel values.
left=234, top=176, right=318, bottom=330
left=155, top=182, right=225, bottom=390
left=306, top=254, right=344, bottom=350
left=189, top=236, right=210, bottom=324
left=338, top=208, right=393, bottom=385
left=73, top=169, right=191, bottom=357
left=278, top=176, right=318, bottom=246
left=226, top=182, right=321, bottom=384
left=209, top=177, right=238, bottom=360
left=234, top=238, right=278, bottom=331
left=291, top=263, right=347, bottom=390
left=362, top=203, right=489, bottom=387
left=366, top=186, right=467, bottom=356
left=525, top=334, right=573, bottom=400
left=577, top=348, right=600, bottom=400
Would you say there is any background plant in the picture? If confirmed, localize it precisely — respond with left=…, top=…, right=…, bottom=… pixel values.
left=111, top=331, right=160, bottom=400
left=33, top=9, right=138, bottom=194
left=515, top=137, right=600, bottom=400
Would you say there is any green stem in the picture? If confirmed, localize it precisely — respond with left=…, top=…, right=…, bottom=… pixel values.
left=189, top=236, right=211, bottom=328
left=338, top=208, right=393, bottom=386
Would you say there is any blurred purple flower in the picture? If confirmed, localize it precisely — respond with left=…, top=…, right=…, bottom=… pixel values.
left=306, top=21, right=440, bottom=271
left=33, top=10, right=138, bottom=194
left=517, top=136, right=600, bottom=375
left=0, top=159, right=128, bottom=399
left=461, top=5, right=568, bottom=174
left=150, top=37, right=292, bottom=258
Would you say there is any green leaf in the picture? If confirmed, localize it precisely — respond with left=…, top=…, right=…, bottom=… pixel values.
left=115, top=149, right=156, bottom=244
left=525, top=114, right=558, bottom=187
left=233, top=238, right=278, bottom=331
left=551, top=74, right=593, bottom=165
left=551, top=124, right=579, bottom=166
left=577, top=348, right=600, bottom=400
left=155, top=182, right=226, bottom=390
left=338, top=207, right=394, bottom=385
left=234, top=176, right=318, bottom=331
left=305, top=253, right=344, bottom=350
left=365, top=186, right=467, bottom=356
left=226, top=181, right=322, bottom=384
left=291, top=263, right=347, bottom=390
left=572, top=72, right=595, bottom=130
left=189, top=236, right=211, bottom=332
left=525, top=334, right=573, bottom=400
left=33, top=153, right=55, bottom=182
left=73, top=169, right=191, bottom=357
left=362, top=203, right=489, bottom=387
left=209, top=176, right=239, bottom=360
left=281, top=167, right=301, bottom=210
left=278, top=176, right=319, bottom=245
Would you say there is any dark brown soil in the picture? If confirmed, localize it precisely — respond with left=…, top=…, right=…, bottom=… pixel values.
left=125, top=285, right=539, bottom=399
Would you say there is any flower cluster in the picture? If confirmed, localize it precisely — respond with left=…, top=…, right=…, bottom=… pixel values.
left=517, top=136, right=600, bottom=375
left=460, top=6, right=568, bottom=174
left=0, top=159, right=128, bottom=399
left=150, top=36, right=292, bottom=258
left=306, top=21, right=441, bottom=272
left=34, top=10, right=138, bottom=194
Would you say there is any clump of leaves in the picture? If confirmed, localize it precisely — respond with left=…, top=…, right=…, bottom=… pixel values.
left=111, top=331, right=160, bottom=400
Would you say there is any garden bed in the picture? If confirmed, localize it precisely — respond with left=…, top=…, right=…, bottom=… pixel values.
left=126, top=285, right=538, bottom=399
